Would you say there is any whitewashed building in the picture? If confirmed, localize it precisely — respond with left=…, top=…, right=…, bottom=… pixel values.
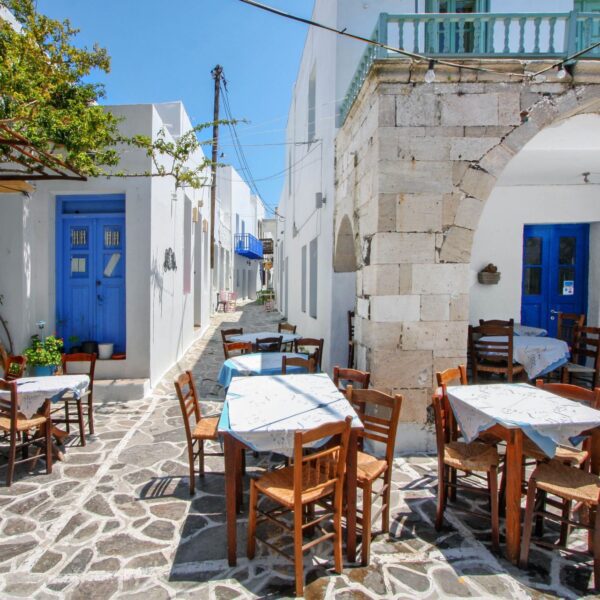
left=0, top=102, right=213, bottom=394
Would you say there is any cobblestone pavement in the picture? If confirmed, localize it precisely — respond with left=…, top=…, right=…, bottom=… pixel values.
left=0, top=301, right=598, bottom=599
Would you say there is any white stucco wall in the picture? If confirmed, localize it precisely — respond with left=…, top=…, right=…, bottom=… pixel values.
left=470, top=185, right=600, bottom=327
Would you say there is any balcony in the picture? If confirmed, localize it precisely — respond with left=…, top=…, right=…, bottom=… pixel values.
left=234, top=233, right=263, bottom=260
left=340, top=10, right=600, bottom=123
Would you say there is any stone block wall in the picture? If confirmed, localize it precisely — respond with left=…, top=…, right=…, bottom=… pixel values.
left=334, top=60, right=600, bottom=447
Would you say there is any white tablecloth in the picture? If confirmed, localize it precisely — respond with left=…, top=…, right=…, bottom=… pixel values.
left=514, top=324, right=547, bottom=337
left=218, top=373, right=362, bottom=456
left=480, top=335, right=569, bottom=379
left=0, top=375, right=90, bottom=419
left=447, top=383, right=600, bottom=457
left=229, top=331, right=300, bottom=345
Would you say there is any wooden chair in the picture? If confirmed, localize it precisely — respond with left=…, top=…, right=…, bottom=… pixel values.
left=469, top=324, right=525, bottom=383
left=247, top=417, right=352, bottom=597
left=278, top=322, right=297, bottom=351
left=223, top=341, right=252, bottom=359
left=348, top=310, right=355, bottom=368
left=346, top=386, right=402, bottom=565
left=174, top=371, right=222, bottom=495
left=220, top=327, right=243, bottom=344
left=332, top=366, right=370, bottom=395
left=3, top=356, right=27, bottom=381
left=256, top=336, right=283, bottom=353
left=478, top=318, right=514, bottom=328
left=557, top=312, right=586, bottom=350
left=281, top=355, right=315, bottom=375
left=294, top=338, right=324, bottom=371
left=0, top=379, right=53, bottom=486
left=52, top=353, right=96, bottom=446
left=432, top=393, right=500, bottom=552
left=561, top=326, right=600, bottom=389
left=519, top=459, right=600, bottom=588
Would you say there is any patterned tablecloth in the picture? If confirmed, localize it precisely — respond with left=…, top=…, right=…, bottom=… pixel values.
left=447, top=383, right=600, bottom=457
left=228, top=331, right=300, bottom=345
left=217, top=352, right=310, bottom=387
left=480, top=335, right=569, bottom=379
left=0, top=375, right=90, bottom=419
left=514, top=324, right=548, bottom=337
left=218, top=373, right=362, bottom=455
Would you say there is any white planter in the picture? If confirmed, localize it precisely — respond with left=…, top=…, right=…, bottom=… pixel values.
left=98, top=343, right=114, bottom=360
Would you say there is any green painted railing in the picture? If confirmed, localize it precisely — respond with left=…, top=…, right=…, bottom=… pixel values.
left=340, top=11, right=600, bottom=124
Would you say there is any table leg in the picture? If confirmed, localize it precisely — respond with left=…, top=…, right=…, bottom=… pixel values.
left=224, top=433, right=238, bottom=567
left=346, top=429, right=359, bottom=563
left=505, top=429, right=523, bottom=564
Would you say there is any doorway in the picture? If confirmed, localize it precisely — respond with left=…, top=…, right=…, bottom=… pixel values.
left=56, top=195, right=126, bottom=353
left=521, top=224, right=589, bottom=337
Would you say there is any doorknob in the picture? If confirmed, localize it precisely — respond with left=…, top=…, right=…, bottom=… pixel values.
left=550, top=309, right=560, bottom=314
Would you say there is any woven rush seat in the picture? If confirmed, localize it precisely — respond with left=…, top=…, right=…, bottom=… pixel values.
left=0, top=412, right=46, bottom=432
left=532, top=461, right=600, bottom=504
left=357, top=450, right=387, bottom=483
left=563, top=362, right=595, bottom=374
left=444, top=441, right=499, bottom=471
left=192, top=416, right=219, bottom=440
left=254, top=463, right=336, bottom=508
left=523, top=437, right=588, bottom=466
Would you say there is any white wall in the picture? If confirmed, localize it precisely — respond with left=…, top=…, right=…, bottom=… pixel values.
left=470, top=185, right=600, bottom=327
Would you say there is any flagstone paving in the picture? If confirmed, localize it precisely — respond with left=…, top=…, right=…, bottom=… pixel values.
left=0, top=301, right=599, bottom=598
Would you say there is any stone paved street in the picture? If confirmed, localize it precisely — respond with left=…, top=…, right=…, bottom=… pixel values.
left=0, top=301, right=598, bottom=598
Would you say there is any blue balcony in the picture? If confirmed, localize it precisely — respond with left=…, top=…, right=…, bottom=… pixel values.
left=234, top=233, right=263, bottom=260
left=340, top=10, right=600, bottom=123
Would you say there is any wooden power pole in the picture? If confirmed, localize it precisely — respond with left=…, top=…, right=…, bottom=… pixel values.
left=209, top=64, right=223, bottom=270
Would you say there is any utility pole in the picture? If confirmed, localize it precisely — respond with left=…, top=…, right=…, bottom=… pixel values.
left=209, top=64, right=223, bottom=270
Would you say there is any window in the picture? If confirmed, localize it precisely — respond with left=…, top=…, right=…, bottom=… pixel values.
left=308, top=64, right=316, bottom=143
left=301, top=245, right=307, bottom=313
left=309, top=237, right=318, bottom=318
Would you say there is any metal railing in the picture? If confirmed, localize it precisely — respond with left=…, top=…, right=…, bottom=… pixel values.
left=234, top=233, right=263, bottom=260
left=340, top=11, right=600, bottom=123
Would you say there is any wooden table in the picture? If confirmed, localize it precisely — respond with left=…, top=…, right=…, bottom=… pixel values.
left=218, top=373, right=363, bottom=566
left=447, top=383, right=600, bottom=564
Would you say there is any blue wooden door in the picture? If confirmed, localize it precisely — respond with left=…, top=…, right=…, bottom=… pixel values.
left=57, top=204, right=125, bottom=353
left=521, top=224, right=589, bottom=337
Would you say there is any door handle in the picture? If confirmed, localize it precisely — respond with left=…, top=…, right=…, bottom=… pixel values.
left=550, top=309, right=560, bottom=314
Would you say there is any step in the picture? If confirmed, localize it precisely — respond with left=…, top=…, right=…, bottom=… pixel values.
left=94, top=378, right=151, bottom=403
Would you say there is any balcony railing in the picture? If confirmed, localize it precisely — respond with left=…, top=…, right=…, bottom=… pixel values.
left=234, top=233, right=263, bottom=260
left=340, top=11, right=600, bottom=123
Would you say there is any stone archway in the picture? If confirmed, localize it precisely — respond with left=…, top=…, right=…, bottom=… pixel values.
left=334, top=59, right=600, bottom=450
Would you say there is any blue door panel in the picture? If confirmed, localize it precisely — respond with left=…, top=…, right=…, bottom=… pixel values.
left=57, top=197, right=126, bottom=354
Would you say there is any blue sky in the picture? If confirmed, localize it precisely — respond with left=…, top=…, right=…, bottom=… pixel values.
left=37, top=0, right=313, bottom=214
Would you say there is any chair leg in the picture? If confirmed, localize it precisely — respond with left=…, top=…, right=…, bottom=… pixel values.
left=559, top=499, right=572, bottom=546
left=333, top=495, right=343, bottom=575
left=435, top=464, right=447, bottom=531
left=199, top=440, right=205, bottom=477
left=6, top=430, right=17, bottom=487
left=188, top=441, right=195, bottom=496
left=534, top=490, right=547, bottom=538
left=593, top=504, right=600, bottom=590
left=45, top=420, right=53, bottom=475
left=519, top=480, right=538, bottom=568
left=87, top=397, right=94, bottom=435
left=489, top=466, right=500, bottom=553
left=381, top=473, right=391, bottom=534
left=76, top=399, right=86, bottom=447
left=361, top=481, right=372, bottom=566
left=64, top=400, right=70, bottom=433
left=449, top=467, right=457, bottom=502
left=294, top=503, right=305, bottom=598
left=247, top=480, right=257, bottom=559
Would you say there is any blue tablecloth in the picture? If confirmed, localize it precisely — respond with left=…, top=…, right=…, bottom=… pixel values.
left=217, top=352, right=311, bottom=387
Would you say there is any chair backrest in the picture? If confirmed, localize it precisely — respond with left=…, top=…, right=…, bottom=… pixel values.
left=294, top=338, right=324, bottom=370
left=535, top=379, right=600, bottom=409
left=478, top=318, right=514, bottom=328
left=0, top=379, right=18, bottom=430
left=174, top=371, right=201, bottom=444
left=346, top=386, right=402, bottom=465
left=281, top=355, right=315, bottom=375
left=292, top=416, right=352, bottom=508
left=256, top=336, right=283, bottom=353
left=469, top=324, right=515, bottom=375
left=278, top=322, right=297, bottom=334
left=221, top=328, right=243, bottom=344
left=223, top=341, right=252, bottom=359
left=62, top=352, right=97, bottom=391
left=4, top=355, right=27, bottom=381
left=436, top=365, right=467, bottom=391
left=332, top=366, right=370, bottom=394
left=571, top=326, right=600, bottom=369
left=557, top=312, right=586, bottom=347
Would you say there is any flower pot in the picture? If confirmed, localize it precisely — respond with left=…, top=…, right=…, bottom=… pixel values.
left=81, top=341, right=99, bottom=355
left=31, top=365, right=56, bottom=377
left=98, top=343, right=114, bottom=360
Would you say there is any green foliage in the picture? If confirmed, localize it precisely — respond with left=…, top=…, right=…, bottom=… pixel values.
left=23, top=334, right=63, bottom=366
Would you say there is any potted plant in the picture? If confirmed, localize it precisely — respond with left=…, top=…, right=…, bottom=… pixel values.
left=23, top=334, right=63, bottom=376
